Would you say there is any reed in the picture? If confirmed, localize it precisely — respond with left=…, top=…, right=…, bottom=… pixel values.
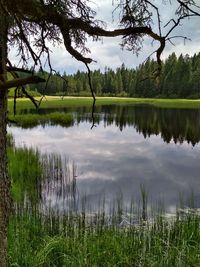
left=8, top=140, right=200, bottom=267
left=8, top=112, right=74, bottom=128
left=8, top=210, right=200, bottom=267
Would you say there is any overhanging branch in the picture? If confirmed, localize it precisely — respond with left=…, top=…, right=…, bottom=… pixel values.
left=7, top=66, right=33, bottom=73
left=9, top=0, right=165, bottom=66
left=0, top=76, right=45, bottom=89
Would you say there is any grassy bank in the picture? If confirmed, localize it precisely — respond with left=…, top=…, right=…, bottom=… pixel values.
left=8, top=211, right=200, bottom=267
left=8, top=141, right=200, bottom=267
left=9, top=112, right=74, bottom=128
left=8, top=96, right=200, bottom=114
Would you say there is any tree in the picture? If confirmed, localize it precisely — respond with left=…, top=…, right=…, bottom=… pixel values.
left=0, top=0, right=200, bottom=265
left=162, top=52, right=178, bottom=97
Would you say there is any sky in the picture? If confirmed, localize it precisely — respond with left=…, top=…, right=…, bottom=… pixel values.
left=9, top=0, right=200, bottom=74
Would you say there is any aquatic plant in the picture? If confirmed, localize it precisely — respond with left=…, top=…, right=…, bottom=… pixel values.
left=7, top=142, right=200, bottom=266
left=8, top=112, right=74, bottom=128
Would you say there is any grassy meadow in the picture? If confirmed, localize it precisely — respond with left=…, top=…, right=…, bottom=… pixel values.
left=8, top=96, right=200, bottom=114
left=7, top=96, right=200, bottom=127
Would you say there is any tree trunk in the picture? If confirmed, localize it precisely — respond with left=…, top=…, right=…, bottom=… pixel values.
left=0, top=90, right=9, bottom=267
left=0, top=6, right=10, bottom=267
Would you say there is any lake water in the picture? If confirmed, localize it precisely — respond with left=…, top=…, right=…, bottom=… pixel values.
left=8, top=104, right=200, bottom=214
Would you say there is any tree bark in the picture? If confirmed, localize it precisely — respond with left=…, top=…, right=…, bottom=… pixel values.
left=0, top=89, right=9, bottom=267
left=0, top=6, right=10, bottom=267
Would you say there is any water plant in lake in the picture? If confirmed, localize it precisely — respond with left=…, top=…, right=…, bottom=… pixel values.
left=8, top=135, right=42, bottom=203
left=8, top=135, right=77, bottom=211
left=8, top=112, right=74, bottom=128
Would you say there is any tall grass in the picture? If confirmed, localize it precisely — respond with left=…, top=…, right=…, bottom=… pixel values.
left=8, top=135, right=42, bottom=203
left=8, top=139, right=200, bottom=267
left=8, top=112, right=74, bottom=128
left=8, top=210, right=200, bottom=266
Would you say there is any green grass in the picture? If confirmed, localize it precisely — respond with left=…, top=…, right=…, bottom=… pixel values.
left=7, top=97, right=200, bottom=129
left=7, top=140, right=200, bottom=267
left=8, top=96, right=200, bottom=115
left=8, top=211, right=200, bottom=267
left=34, top=215, right=200, bottom=267
left=8, top=135, right=42, bottom=203
left=8, top=112, right=74, bottom=128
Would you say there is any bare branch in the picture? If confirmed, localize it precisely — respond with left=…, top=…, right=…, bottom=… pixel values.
left=13, top=86, right=19, bottom=115
left=0, top=76, right=45, bottom=90
left=166, top=36, right=191, bottom=42
left=21, top=86, right=40, bottom=109
left=14, top=15, right=39, bottom=65
left=177, top=0, right=200, bottom=16
left=85, top=63, right=96, bottom=129
left=165, top=13, right=197, bottom=38
left=7, top=66, right=33, bottom=74
left=145, top=0, right=162, bottom=36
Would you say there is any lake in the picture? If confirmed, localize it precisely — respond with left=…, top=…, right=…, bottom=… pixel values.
left=8, top=104, right=200, bottom=215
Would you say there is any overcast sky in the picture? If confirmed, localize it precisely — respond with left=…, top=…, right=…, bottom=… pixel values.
left=9, top=0, right=200, bottom=74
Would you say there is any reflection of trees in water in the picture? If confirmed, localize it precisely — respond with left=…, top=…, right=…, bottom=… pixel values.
left=74, top=105, right=200, bottom=146
left=22, top=105, right=200, bottom=146
left=132, top=107, right=200, bottom=146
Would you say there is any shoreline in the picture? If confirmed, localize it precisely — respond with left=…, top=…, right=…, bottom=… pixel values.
left=8, top=96, right=200, bottom=110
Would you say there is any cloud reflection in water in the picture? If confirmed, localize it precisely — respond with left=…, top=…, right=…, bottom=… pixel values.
left=8, top=121, right=200, bottom=212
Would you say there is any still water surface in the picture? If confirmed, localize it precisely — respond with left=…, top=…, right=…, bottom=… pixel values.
left=8, top=104, right=200, bottom=213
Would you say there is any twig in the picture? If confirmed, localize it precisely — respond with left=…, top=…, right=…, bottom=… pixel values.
left=85, top=63, right=96, bottom=129
left=145, top=0, right=162, bottom=36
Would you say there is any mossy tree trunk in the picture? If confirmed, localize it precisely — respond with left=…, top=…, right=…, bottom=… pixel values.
left=0, top=6, right=10, bottom=267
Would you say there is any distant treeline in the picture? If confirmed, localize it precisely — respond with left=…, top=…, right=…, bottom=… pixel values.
left=30, top=52, right=200, bottom=98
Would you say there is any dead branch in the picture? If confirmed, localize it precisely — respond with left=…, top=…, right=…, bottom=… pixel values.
left=85, top=63, right=96, bottom=129
left=0, top=76, right=45, bottom=90
left=145, top=0, right=162, bottom=36
left=7, top=66, right=33, bottom=73
left=177, top=0, right=200, bottom=16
